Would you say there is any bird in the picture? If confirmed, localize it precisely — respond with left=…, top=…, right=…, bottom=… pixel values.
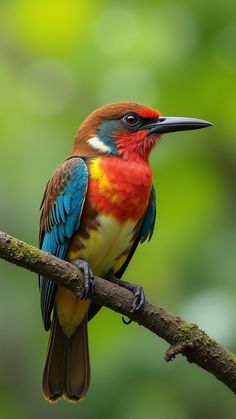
left=39, top=102, right=212, bottom=402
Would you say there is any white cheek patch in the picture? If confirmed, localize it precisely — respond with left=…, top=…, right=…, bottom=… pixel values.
left=87, top=136, right=112, bottom=154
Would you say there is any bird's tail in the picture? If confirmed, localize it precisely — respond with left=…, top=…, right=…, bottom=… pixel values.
left=42, top=312, right=90, bottom=402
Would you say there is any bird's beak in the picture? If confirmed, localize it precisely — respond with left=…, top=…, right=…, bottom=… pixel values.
left=146, top=116, right=213, bottom=135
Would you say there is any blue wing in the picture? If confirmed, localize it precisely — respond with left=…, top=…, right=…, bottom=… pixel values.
left=39, top=157, right=88, bottom=330
left=88, top=184, right=156, bottom=321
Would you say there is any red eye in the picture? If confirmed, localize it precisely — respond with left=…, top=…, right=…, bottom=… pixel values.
left=123, top=114, right=139, bottom=127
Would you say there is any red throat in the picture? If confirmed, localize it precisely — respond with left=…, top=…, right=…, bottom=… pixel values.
left=116, top=131, right=158, bottom=161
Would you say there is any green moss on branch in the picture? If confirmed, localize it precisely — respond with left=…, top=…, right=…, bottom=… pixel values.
left=8, top=238, right=40, bottom=264
left=0, top=230, right=236, bottom=394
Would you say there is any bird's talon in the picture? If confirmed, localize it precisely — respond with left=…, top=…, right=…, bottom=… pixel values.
left=131, top=302, right=140, bottom=313
left=105, top=273, right=145, bottom=313
left=129, top=285, right=145, bottom=312
left=71, top=259, right=95, bottom=299
left=122, top=316, right=133, bottom=325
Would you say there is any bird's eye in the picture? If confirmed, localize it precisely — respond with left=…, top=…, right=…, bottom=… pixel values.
left=123, top=114, right=139, bottom=127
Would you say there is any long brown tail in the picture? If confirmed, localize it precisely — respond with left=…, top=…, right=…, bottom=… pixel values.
left=42, top=313, right=90, bottom=402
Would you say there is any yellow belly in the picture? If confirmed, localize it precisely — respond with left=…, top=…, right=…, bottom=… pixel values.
left=75, top=215, right=136, bottom=276
left=56, top=215, right=136, bottom=336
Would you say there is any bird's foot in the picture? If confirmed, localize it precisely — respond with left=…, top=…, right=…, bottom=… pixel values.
left=128, top=283, right=145, bottom=313
left=106, top=272, right=145, bottom=313
left=71, top=259, right=95, bottom=299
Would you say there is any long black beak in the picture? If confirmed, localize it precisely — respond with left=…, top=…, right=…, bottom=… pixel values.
left=146, top=116, right=213, bottom=135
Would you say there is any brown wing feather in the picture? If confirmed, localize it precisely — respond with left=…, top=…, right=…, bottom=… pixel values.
left=39, top=157, right=79, bottom=245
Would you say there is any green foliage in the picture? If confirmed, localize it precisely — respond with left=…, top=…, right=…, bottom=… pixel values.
left=0, top=0, right=236, bottom=418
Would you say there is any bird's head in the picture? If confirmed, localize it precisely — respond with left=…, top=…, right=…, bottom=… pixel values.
left=72, top=102, right=212, bottom=160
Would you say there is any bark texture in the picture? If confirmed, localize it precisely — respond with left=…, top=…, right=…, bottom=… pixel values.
left=0, top=230, right=235, bottom=394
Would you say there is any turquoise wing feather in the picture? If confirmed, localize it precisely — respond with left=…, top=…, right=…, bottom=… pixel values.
left=39, top=157, right=88, bottom=330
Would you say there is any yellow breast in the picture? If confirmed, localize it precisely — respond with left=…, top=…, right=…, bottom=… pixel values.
left=68, top=214, right=136, bottom=276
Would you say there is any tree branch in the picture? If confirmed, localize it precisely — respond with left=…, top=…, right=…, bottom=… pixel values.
left=0, top=230, right=235, bottom=393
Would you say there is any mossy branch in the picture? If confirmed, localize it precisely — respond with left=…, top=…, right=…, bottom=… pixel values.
left=0, top=230, right=235, bottom=394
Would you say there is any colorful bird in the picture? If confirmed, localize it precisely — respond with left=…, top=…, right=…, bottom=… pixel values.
left=39, top=102, right=212, bottom=402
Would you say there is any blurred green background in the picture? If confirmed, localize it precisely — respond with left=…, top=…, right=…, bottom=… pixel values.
left=0, top=0, right=236, bottom=418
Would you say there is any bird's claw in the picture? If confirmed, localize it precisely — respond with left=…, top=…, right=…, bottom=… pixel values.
left=122, top=316, right=133, bottom=325
left=106, top=272, right=145, bottom=316
left=71, top=259, right=95, bottom=299
left=130, top=284, right=145, bottom=313
left=121, top=285, right=145, bottom=325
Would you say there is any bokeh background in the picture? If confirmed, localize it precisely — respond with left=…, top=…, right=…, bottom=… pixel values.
left=0, top=0, right=236, bottom=418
